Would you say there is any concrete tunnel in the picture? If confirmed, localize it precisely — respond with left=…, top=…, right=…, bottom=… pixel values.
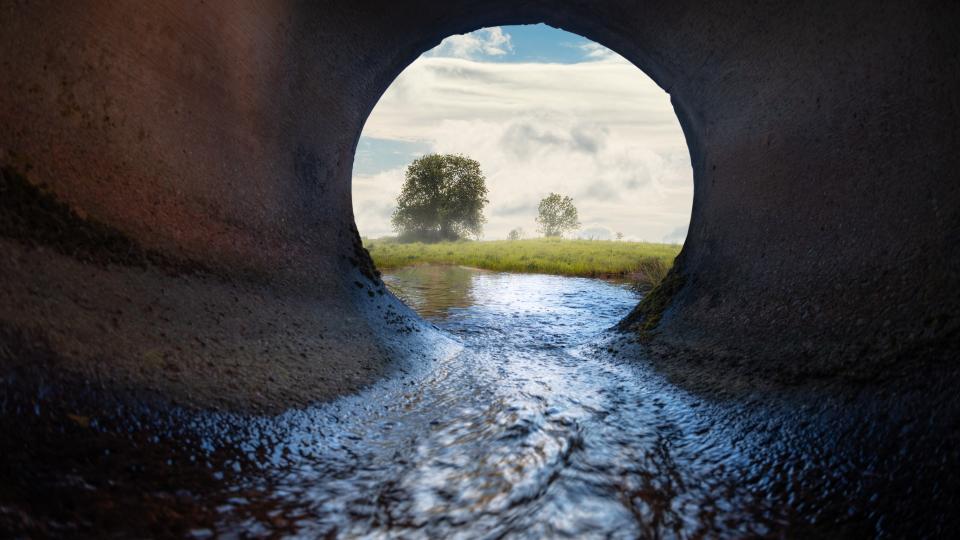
left=2, top=0, right=957, bottom=410
left=1, top=0, right=959, bottom=519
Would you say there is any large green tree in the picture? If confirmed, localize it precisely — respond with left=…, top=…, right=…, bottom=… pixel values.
left=391, top=154, right=489, bottom=242
left=536, top=193, right=580, bottom=237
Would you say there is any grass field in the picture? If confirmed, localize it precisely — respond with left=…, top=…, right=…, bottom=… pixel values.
left=364, top=237, right=681, bottom=287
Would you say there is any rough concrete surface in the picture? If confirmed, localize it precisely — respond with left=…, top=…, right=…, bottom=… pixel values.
left=0, top=0, right=958, bottom=411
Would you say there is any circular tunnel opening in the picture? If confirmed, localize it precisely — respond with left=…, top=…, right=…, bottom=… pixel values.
left=2, top=3, right=958, bottom=536
left=351, top=24, right=693, bottom=321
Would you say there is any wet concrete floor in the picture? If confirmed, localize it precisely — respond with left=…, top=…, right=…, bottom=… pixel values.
left=2, top=265, right=958, bottom=537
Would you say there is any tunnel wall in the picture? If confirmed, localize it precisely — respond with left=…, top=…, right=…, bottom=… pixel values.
left=1, top=0, right=958, bottom=410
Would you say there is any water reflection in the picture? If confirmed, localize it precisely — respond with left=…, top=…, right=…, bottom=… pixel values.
left=381, top=264, right=480, bottom=318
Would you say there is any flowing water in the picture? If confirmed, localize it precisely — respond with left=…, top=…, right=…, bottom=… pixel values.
left=8, top=264, right=925, bottom=537
left=198, top=265, right=827, bottom=537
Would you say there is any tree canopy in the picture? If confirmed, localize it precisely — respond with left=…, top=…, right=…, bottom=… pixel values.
left=391, top=154, right=489, bottom=242
left=536, top=193, right=580, bottom=237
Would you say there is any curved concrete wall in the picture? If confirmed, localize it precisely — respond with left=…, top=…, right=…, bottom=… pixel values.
left=1, top=0, right=958, bottom=410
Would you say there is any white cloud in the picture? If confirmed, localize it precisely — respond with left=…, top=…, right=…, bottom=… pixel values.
left=354, top=48, right=693, bottom=241
left=580, top=42, right=618, bottom=62
left=662, top=225, right=689, bottom=244
left=426, top=27, right=513, bottom=60
left=352, top=167, right=405, bottom=238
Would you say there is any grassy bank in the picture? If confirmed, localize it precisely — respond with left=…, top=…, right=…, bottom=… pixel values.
left=364, top=237, right=681, bottom=287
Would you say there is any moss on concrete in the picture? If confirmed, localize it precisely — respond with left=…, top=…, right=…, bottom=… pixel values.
left=346, top=221, right=382, bottom=285
left=618, top=258, right=686, bottom=341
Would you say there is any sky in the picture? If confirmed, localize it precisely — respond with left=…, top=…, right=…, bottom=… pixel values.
left=352, top=24, right=692, bottom=243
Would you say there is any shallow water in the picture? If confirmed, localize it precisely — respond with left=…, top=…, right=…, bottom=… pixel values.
left=203, top=266, right=801, bottom=537
left=9, top=264, right=941, bottom=537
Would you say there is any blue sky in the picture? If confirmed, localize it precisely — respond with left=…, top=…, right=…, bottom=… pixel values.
left=353, top=24, right=692, bottom=243
left=431, top=24, right=598, bottom=64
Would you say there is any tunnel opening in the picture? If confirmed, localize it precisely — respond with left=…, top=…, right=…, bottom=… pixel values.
left=351, top=24, right=694, bottom=323
left=1, top=0, right=952, bottom=415
left=1, top=2, right=959, bottom=536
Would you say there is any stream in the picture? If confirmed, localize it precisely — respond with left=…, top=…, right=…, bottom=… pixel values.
left=7, top=264, right=930, bottom=538
left=203, top=265, right=836, bottom=537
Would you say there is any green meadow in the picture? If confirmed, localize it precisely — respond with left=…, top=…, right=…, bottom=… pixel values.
left=364, top=237, right=681, bottom=287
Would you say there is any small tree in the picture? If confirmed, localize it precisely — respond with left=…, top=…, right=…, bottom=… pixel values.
left=507, top=227, right=524, bottom=240
left=536, top=193, right=580, bottom=237
left=391, top=154, right=489, bottom=242
left=615, top=232, right=624, bottom=241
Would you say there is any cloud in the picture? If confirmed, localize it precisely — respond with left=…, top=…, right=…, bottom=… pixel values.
left=500, top=123, right=566, bottom=159
left=364, top=57, right=683, bottom=150
left=354, top=33, right=693, bottom=242
left=623, top=173, right=648, bottom=190
left=581, top=181, right=619, bottom=202
left=352, top=167, right=406, bottom=238
left=492, top=201, right=537, bottom=217
left=580, top=42, right=618, bottom=62
left=426, top=27, right=513, bottom=60
left=663, top=225, right=688, bottom=244
left=570, top=125, right=607, bottom=154
left=499, top=122, right=606, bottom=160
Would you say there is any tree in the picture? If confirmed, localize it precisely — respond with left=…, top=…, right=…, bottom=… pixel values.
left=536, top=193, right=580, bottom=237
left=616, top=232, right=624, bottom=241
left=507, top=227, right=524, bottom=240
left=391, top=154, right=489, bottom=242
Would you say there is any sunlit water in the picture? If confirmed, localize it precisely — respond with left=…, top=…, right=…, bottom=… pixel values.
left=10, top=264, right=922, bottom=537
left=204, top=265, right=804, bottom=537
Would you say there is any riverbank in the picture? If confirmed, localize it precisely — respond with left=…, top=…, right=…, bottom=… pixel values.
left=364, top=237, right=681, bottom=287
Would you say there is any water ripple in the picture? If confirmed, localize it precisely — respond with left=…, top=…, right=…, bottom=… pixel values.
left=7, top=264, right=934, bottom=537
